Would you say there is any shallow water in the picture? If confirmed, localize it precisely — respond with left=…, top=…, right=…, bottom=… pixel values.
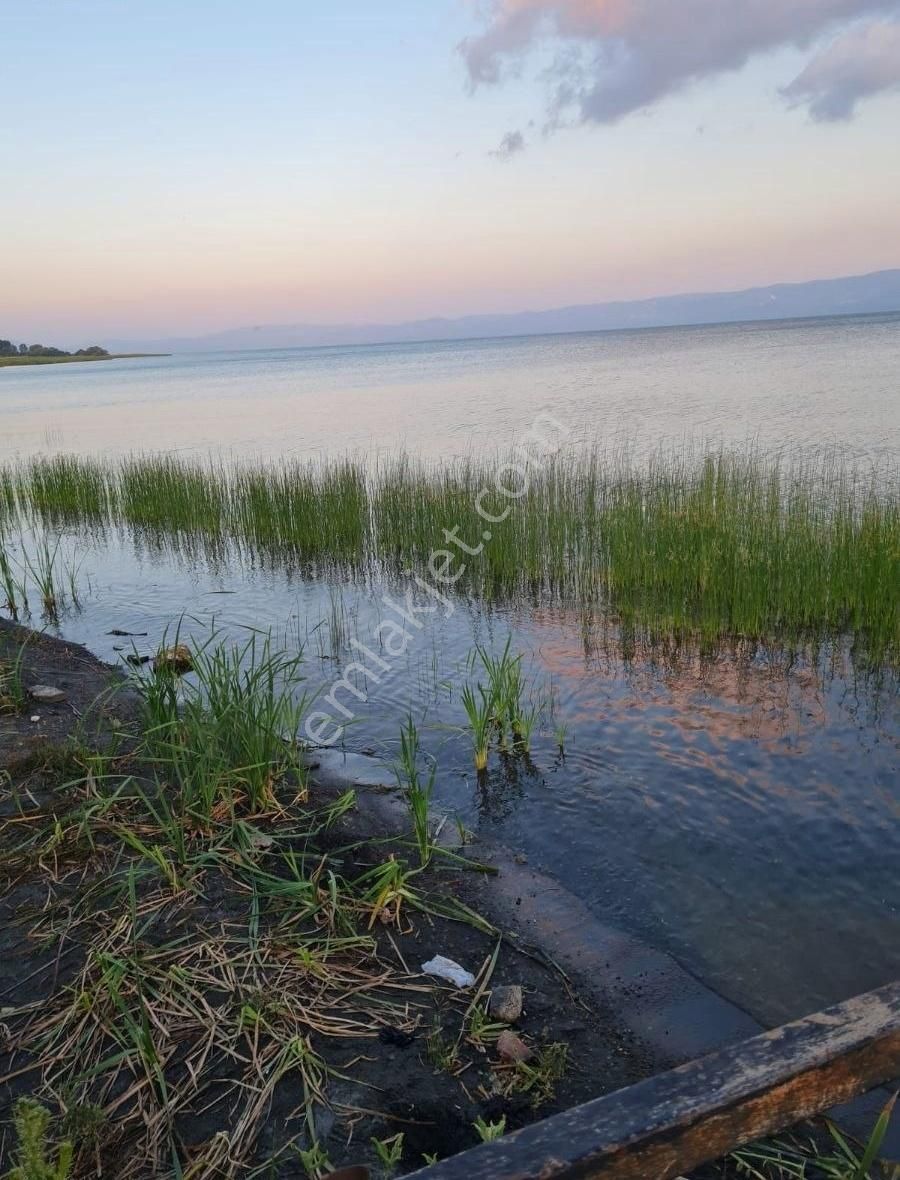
left=1, top=314, right=898, bottom=1027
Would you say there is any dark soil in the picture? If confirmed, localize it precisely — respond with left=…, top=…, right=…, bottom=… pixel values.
left=0, top=620, right=657, bottom=1178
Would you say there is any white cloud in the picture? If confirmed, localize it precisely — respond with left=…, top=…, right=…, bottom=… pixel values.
left=781, top=18, right=900, bottom=118
left=460, top=0, right=900, bottom=127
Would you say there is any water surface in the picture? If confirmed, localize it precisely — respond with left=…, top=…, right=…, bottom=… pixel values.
left=1, top=314, right=898, bottom=1028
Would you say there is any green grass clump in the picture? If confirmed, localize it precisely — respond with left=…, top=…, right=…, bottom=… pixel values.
left=136, top=630, right=309, bottom=822
left=19, top=455, right=110, bottom=526
left=119, top=454, right=227, bottom=537
left=230, top=457, right=367, bottom=561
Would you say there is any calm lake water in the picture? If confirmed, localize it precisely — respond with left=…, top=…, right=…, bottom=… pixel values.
left=2, top=314, right=898, bottom=1028
left=2, top=313, right=900, bottom=463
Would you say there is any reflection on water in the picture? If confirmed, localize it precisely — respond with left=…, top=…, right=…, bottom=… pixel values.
left=1, top=521, right=896, bottom=1028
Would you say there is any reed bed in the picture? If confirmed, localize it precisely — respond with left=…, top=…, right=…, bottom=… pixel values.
left=3, top=447, right=897, bottom=660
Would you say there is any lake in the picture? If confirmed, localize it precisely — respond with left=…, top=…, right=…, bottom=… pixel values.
left=1, top=313, right=898, bottom=1030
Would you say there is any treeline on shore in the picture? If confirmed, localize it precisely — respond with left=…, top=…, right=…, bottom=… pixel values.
left=0, top=339, right=108, bottom=359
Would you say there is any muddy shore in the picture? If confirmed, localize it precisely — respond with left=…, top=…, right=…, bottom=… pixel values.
left=0, top=619, right=659, bottom=1176
left=1, top=619, right=894, bottom=1174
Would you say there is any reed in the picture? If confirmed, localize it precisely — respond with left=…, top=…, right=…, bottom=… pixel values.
left=19, top=454, right=109, bottom=525
left=461, top=683, right=492, bottom=771
left=0, top=543, right=26, bottom=619
left=2, top=447, right=896, bottom=660
left=394, top=715, right=435, bottom=865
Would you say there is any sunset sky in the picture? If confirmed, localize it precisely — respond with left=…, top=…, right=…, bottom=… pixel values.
left=3, top=0, right=900, bottom=344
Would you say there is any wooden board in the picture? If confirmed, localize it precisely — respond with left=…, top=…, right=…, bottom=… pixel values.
left=406, top=979, right=900, bottom=1180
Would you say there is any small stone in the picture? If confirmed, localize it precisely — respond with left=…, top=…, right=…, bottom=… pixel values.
left=30, top=715, right=41, bottom=723
left=513, top=852, right=528, bottom=865
left=489, top=984, right=523, bottom=1023
left=126, top=653, right=151, bottom=666
left=29, top=685, right=66, bottom=704
left=497, top=1029, right=531, bottom=1063
left=154, top=645, right=193, bottom=674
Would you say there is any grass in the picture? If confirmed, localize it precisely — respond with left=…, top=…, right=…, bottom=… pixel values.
left=0, top=353, right=163, bottom=367
left=1, top=446, right=897, bottom=662
left=135, top=628, right=310, bottom=822
left=0, top=628, right=509, bottom=1176
left=0, top=535, right=84, bottom=622
left=0, top=634, right=29, bottom=714
left=459, top=639, right=550, bottom=770
left=394, top=715, right=436, bottom=866
left=6, top=1098, right=73, bottom=1180
left=724, top=1092, right=899, bottom=1178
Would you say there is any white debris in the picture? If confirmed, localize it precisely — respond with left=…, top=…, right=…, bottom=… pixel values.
left=421, top=955, right=476, bottom=989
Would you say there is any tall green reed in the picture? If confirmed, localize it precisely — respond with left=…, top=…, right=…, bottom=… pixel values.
left=2, top=446, right=896, bottom=661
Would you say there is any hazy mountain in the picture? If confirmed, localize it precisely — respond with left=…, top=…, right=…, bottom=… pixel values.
left=109, top=268, right=900, bottom=354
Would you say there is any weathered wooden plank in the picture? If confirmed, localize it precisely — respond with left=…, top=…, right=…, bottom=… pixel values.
left=406, top=980, right=900, bottom=1180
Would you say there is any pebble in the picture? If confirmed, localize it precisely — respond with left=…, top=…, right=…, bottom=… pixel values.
left=28, top=685, right=66, bottom=704
left=489, top=984, right=523, bottom=1023
left=154, top=645, right=194, bottom=674
left=497, top=1029, right=532, bottom=1062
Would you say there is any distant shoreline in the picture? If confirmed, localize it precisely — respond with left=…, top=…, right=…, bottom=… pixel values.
left=0, top=352, right=169, bottom=368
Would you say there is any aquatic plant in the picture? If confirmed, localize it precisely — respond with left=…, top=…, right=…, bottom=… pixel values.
left=394, top=715, right=435, bottom=866
left=2, top=446, right=897, bottom=663
left=0, top=543, right=27, bottom=619
left=23, top=536, right=64, bottom=618
left=20, top=454, right=109, bottom=526
left=461, top=682, right=493, bottom=771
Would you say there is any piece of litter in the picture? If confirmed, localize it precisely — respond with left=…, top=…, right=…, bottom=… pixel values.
left=421, top=955, right=476, bottom=989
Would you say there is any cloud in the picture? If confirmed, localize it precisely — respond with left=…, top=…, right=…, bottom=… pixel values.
left=490, top=128, right=526, bottom=158
left=781, top=18, right=900, bottom=119
left=460, top=0, right=900, bottom=127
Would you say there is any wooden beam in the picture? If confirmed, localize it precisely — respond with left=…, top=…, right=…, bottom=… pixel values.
left=406, top=979, right=900, bottom=1180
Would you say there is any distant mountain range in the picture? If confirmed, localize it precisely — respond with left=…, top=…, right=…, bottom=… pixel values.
left=109, top=268, right=900, bottom=354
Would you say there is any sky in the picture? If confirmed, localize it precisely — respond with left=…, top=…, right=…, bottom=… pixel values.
left=2, top=0, right=900, bottom=345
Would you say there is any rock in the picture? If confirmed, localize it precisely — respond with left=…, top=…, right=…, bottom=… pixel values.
left=421, top=955, right=476, bottom=989
left=154, top=645, right=193, bottom=674
left=513, top=851, right=528, bottom=865
left=126, top=653, right=151, bottom=666
left=28, top=685, right=66, bottom=704
left=489, top=984, right=523, bottom=1023
left=496, top=1029, right=531, bottom=1063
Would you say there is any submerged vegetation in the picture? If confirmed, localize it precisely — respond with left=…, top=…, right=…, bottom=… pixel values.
left=0, top=446, right=897, bottom=662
